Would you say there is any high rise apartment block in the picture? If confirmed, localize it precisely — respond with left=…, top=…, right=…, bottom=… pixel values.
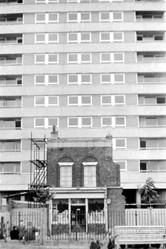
left=0, top=0, right=166, bottom=205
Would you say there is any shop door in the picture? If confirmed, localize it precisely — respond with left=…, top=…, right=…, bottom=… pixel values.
left=71, top=206, right=86, bottom=232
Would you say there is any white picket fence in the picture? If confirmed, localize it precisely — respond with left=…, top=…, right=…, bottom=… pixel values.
left=1, top=208, right=166, bottom=238
left=125, top=209, right=166, bottom=226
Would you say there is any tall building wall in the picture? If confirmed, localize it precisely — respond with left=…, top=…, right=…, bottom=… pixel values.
left=0, top=0, right=166, bottom=203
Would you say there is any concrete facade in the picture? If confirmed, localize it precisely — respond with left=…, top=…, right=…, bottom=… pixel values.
left=0, top=0, right=166, bottom=206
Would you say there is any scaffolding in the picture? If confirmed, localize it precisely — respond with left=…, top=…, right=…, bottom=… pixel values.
left=28, top=134, right=48, bottom=207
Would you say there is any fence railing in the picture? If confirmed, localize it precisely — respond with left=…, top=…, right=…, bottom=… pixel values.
left=1, top=208, right=166, bottom=242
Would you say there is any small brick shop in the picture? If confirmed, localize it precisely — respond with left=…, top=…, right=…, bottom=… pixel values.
left=47, top=134, right=125, bottom=234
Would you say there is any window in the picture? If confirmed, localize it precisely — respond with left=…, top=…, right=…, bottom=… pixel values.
left=35, top=118, right=45, bottom=128
left=35, top=96, right=45, bottom=106
left=113, top=12, right=123, bottom=21
left=0, top=162, right=20, bottom=174
left=68, top=96, right=91, bottom=106
left=115, top=117, right=125, bottom=127
left=100, top=32, right=123, bottom=42
left=81, top=74, right=92, bottom=84
left=67, top=53, right=91, bottom=64
left=35, top=54, right=59, bottom=64
left=83, top=162, right=97, bottom=187
left=35, top=54, right=45, bottom=64
left=67, top=13, right=77, bottom=22
left=101, top=74, right=125, bottom=84
left=67, top=54, right=78, bottom=63
left=35, top=34, right=45, bottom=43
left=81, top=96, right=91, bottom=106
left=114, top=138, right=126, bottom=149
left=48, top=117, right=58, bottom=127
left=48, top=54, right=58, bottom=64
left=81, top=117, right=92, bottom=127
left=101, top=116, right=125, bottom=127
left=115, top=95, right=125, bottom=105
left=35, top=13, right=59, bottom=23
left=35, top=74, right=59, bottom=85
left=68, top=117, right=79, bottom=128
left=59, top=162, right=73, bottom=188
left=114, top=95, right=125, bottom=105
left=35, top=75, right=45, bottom=85
left=114, top=74, right=125, bottom=83
left=68, top=96, right=79, bottom=106
left=101, top=117, right=112, bottom=127
left=35, top=33, right=58, bottom=44
left=67, top=12, right=91, bottom=23
left=48, top=33, right=58, bottom=43
left=101, top=95, right=112, bottom=105
left=101, top=74, right=112, bottom=84
left=48, top=75, right=59, bottom=84
left=68, top=117, right=92, bottom=128
left=48, top=13, right=58, bottom=23
left=67, top=74, right=92, bottom=85
left=35, top=13, right=45, bottom=23
left=100, top=12, right=110, bottom=22
left=67, top=33, right=91, bottom=43
left=100, top=53, right=124, bottom=63
left=113, top=32, right=124, bottom=42
left=34, top=117, right=58, bottom=128
left=48, top=96, right=59, bottom=106
left=81, top=53, right=91, bottom=63
left=100, top=12, right=123, bottom=22
left=100, top=32, right=111, bottom=42
left=113, top=53, right=124, bottom=62
left=157, top=96, right=166, bottom=104
left=35, top=96, right=59, bottom=107
left=100, top=53, right=112, bottom=63
left=115, top=161, right=126, bottom=171
left=36, top=0, right=59, bottom=3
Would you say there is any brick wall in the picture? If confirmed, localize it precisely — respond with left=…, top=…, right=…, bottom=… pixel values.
left=47, top=146, right=120, bottom=188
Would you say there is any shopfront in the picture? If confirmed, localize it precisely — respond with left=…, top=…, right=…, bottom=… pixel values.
left=49, top=189, right=107, bottom=235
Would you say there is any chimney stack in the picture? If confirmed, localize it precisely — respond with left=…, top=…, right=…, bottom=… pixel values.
left=51, top=125, right=59, bottom=140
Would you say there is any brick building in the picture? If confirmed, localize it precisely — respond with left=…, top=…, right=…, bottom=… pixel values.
left=47, top=134, right=125, bottom=234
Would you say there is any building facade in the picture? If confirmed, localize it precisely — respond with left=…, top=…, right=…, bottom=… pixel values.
left=47, top=136, right=125, bottom=234
left=0, top=0, right=166, bottom=205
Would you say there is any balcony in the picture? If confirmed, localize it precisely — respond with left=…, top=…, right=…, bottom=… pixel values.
left=138, top=73, right=166, bottom=84
left=140, top=138, right=166, bottom=150
left=140, top=160, right=166, bottom=173
left=138, top=94, right=166, bottom=105
left=0, top=140, right=21, bottom=152
left=0, top=0, right=22, bottom=3
left=137, top=31, right=165, bottom=42
left=0, top=34, right=22, bottom=44
left=0, top=97, right=21, bottom=108
left=0, top=118, right=21, bottom=130
left=0, top=76, right=22, bottom=86
left=139, top=116, right=166, bottom=127
left=136, top=11, right=165, bottom=21
left=0, top=14, right=23, bottom=24
left=0, top=55, right=22, bottom=65
left=137, top=52, right=166, bottom=62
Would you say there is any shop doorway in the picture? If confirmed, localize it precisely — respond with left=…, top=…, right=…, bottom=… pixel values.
left=71, top=205, right=86, bottom=232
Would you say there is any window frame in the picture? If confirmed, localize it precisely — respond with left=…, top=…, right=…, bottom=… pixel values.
left=59, top=162, right=73, bottom=188
left=83, top=162, right=97, bottom=187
